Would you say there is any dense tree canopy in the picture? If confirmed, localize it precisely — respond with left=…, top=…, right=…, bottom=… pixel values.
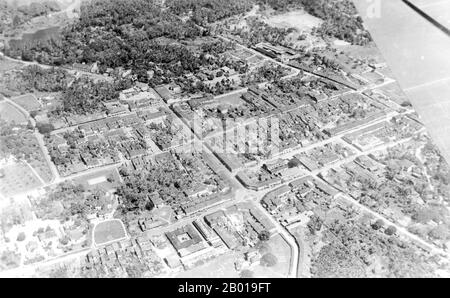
left=167, top=0, right=254, bottom=26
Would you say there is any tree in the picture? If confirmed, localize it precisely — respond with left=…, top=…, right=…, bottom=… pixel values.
left=240, top=269, right=254, bottom=278
left=16, top=232, right=26, bottom=241
left=258, top=230, right=271, bottom=242
left=385, top=226, right=397, bottom=236
left=260, top=253, right=278, bottom=267
left=428, top=225, right=450, bottom=240
left=36, top=123, right=55, bottom=134
left=372, top=219, right=384, bottom=231
left=288, top=157, right=301, bottom=168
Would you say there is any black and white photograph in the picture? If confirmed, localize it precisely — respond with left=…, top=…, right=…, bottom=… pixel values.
left=0, top=0, right=449, bottom=282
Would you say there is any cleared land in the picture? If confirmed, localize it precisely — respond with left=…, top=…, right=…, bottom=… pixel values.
left=0, top=161, right=43, bottom=197
left=93, top=219, right=127, bottom=246
left=11, top=94, right=41, bottom=112
left=72, top=168, right=122, bottom=192
left=174, top=251, right=241, bottom=278
left=252, top=234, right=291, bottom=278
left=0, top=101, right=28, bottom=124
left=265, top=10, right=323, bottom=32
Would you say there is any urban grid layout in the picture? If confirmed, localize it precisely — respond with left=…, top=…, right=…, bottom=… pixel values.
left=0, top=0, right=449, bottom=278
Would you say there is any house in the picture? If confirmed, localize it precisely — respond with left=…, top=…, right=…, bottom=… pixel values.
left=193, top=218, right=221, bottom=246
left=73, top=62, right=95, bottom=73
left=164, top=256, right=182, bottom=269
left=265, top=185, right=291, bottom=201
left=105, top=102, right=129, bottom=117
left=149, top=193, right=164, bottom=208
left=263, top=159, right=289, bottom=175
left=184, top=184, right=210, bottom=198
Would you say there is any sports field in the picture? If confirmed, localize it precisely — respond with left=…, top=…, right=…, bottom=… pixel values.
left=93, top=219, right=127, bottom=246
left=11, top=94, right=41, bottom=112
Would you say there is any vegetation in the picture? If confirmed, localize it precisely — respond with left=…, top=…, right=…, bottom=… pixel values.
left=167, top=0, right=253, bottom=26
left=0, top=123, right=44, bottom=163
left=18, top=65, right=70, bottom=93
left=36, top=182, right=114, bottom=222
left=239, top=269, right=254, bottom=278
left=241, top=63, right=290, bottom=85
left=258, top=230, right=271, bottom=241
left=217, top=17, right=295, bottom=47
left=54, top=77, right=121, bottom=116
left=301, top=0, right=372, bottom=45
left=4, top=0, right=254, bottom=95
left=260, top=252, right=278, bottom=267
left=0, top=64, right=72, bottom=96
left=0, top=0, right=61, bottom=34
left=117, top=164, right=193, bottom=215
left=256, top=0, right=372, bottom=45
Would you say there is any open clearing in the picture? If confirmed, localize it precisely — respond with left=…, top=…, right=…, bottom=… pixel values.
left=252, top=234, right=291, bottom=278
left=93, top=219, right=127, bottom=246
left=174, top=234, right=291, bottom=278
left=174, top=251, right=241, bottom=278
left=0, top=101, right=28, bottom=124
left=0, top=161, right=43, bottom=197
left=73, top=167, right=122, bottom=192
left=265, top=10, right=323, bottom=32
left=11, top=94, right=41, bottom=112
left=0, top=57, right=24, bottom=72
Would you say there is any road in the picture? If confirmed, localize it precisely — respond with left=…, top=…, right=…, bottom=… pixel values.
left=253, top=202, right=299, bottom=278
left=337, top=193, right=447, bottom=256
left=3, top=97, right=60, bottom=184
left=1, top=10, right=446, bottom=277
left=1, top=52, right=111, bottom=82
left=167, top=89, right=302, bottom=278
left=0, top=247, right=90, bottom=278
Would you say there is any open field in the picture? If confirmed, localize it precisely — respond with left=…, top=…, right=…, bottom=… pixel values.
left=0, top=101, right=28, bottom=124
left=72, top=167, right=122, bottom=192
left=174, top=251, right=241, bottom=278
left=334, top=44, right=386, bottom=65
left=216, top=91, right=248, bottom=106
left=3, top=0, right=73, bottom=7
left=0, top=161, right=43, bottom=197
left=11, top=94, right=41, bottom=112
left=0, top=57, right=24, bottom=72
left=265, top=10, right=323, bottom=32
left=173, top=234, right=291, bottom=278
left=252, top=234, right=291, bottom=278
left=93, top=219, right=127, bottom=246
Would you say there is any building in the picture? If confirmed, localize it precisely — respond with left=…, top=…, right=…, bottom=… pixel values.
left=165, top=224, right=204, bottom=257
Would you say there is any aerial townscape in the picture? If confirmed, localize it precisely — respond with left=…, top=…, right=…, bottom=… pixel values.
left=0, top=0, right=449, bottom=279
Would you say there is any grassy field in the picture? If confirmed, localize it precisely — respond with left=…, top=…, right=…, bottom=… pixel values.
left=73, top=167, right=122, bottom=192
left=0, top=57, right=24, bottom=72
left=0, top=101, right=28, bottom=124
left=174, top=234, right=292, bottom=278
left=0, top=161, right=43, bottom=197
left=252, top=234, right=291, bottom=278
left=93, top=219, right=127, bottom=246
left=265, top=10, right=323, bottom=32
left=11, top=94, right=41, bottom=112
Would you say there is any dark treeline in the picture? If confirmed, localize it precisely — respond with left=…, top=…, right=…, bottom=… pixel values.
left=167, top=0, right=254, bottom=26
left=5, top=0, right=250, bottom=87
